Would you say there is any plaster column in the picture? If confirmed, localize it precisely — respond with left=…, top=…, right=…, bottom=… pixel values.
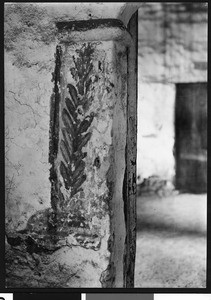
left=5, top=3, right=139, bottom=288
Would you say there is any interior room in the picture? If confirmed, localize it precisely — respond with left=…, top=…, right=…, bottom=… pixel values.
left=135, top=2, right=207, bottom=288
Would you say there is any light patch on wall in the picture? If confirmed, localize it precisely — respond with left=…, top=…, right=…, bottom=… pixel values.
left=137, top=82, right=176, bottom=182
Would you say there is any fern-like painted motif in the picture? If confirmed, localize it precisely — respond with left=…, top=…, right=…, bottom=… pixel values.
left=60, top=83, right=94, bottom=197
left=59, top=43, right=96, bottom=198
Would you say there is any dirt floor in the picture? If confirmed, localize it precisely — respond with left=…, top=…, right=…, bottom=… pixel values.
left=135, top=192, right=206, bottom=287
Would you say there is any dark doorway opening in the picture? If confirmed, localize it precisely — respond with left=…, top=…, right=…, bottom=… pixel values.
left=175, top=82, right=207, bottom=194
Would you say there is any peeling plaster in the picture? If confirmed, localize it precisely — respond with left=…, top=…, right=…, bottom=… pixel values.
left=5, top=2, right=137, bottom=287
left=6, top=37, right=129, bottom=287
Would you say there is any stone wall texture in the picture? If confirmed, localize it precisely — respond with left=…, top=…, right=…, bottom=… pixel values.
left=137, top=3, right=207, bottom=183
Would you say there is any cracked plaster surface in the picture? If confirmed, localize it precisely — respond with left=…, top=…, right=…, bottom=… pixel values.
left=5, top=14, right=128, bottom=285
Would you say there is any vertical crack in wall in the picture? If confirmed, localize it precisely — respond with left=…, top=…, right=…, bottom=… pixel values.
left=123, top=142, right=129, bottom=286
left=99, top=38, right=130, bottom=287
left=49, top=45, right=62, bottom=216
left=100, top=157, right=116, bottom=287
left=48, top=45, right=63, bottom=246
left=122, top=11, right=138, bottom=288
left=50, top=45, right=62, bottom=160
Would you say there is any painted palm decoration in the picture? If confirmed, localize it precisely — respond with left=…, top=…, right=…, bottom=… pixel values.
left=60, top=83, right=94, bottom=197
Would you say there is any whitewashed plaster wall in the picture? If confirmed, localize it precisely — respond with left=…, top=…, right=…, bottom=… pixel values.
left=5, top=2, right=139, bottom=288
left=137, top=82, right=175, bottom=182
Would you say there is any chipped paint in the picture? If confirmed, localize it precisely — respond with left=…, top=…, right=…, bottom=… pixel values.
left=5, top=4, right=137, bottom=287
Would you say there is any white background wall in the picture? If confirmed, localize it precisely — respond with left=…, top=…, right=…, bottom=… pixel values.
left=137, top=82, right=175, bottom=182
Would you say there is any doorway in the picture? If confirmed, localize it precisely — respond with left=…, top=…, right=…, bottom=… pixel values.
left=135, top=2, right=207, bottom=288
left=175, top=82, right=207, bottom=193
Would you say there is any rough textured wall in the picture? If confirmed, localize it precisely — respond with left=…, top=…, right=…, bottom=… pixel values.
left=138, top=2, right=207, bottom=83
left=5, top=3, right=134, bottom=288
left=5, top=3, right=57, bottom=234
left=137, top=3, right=207, bottom=182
